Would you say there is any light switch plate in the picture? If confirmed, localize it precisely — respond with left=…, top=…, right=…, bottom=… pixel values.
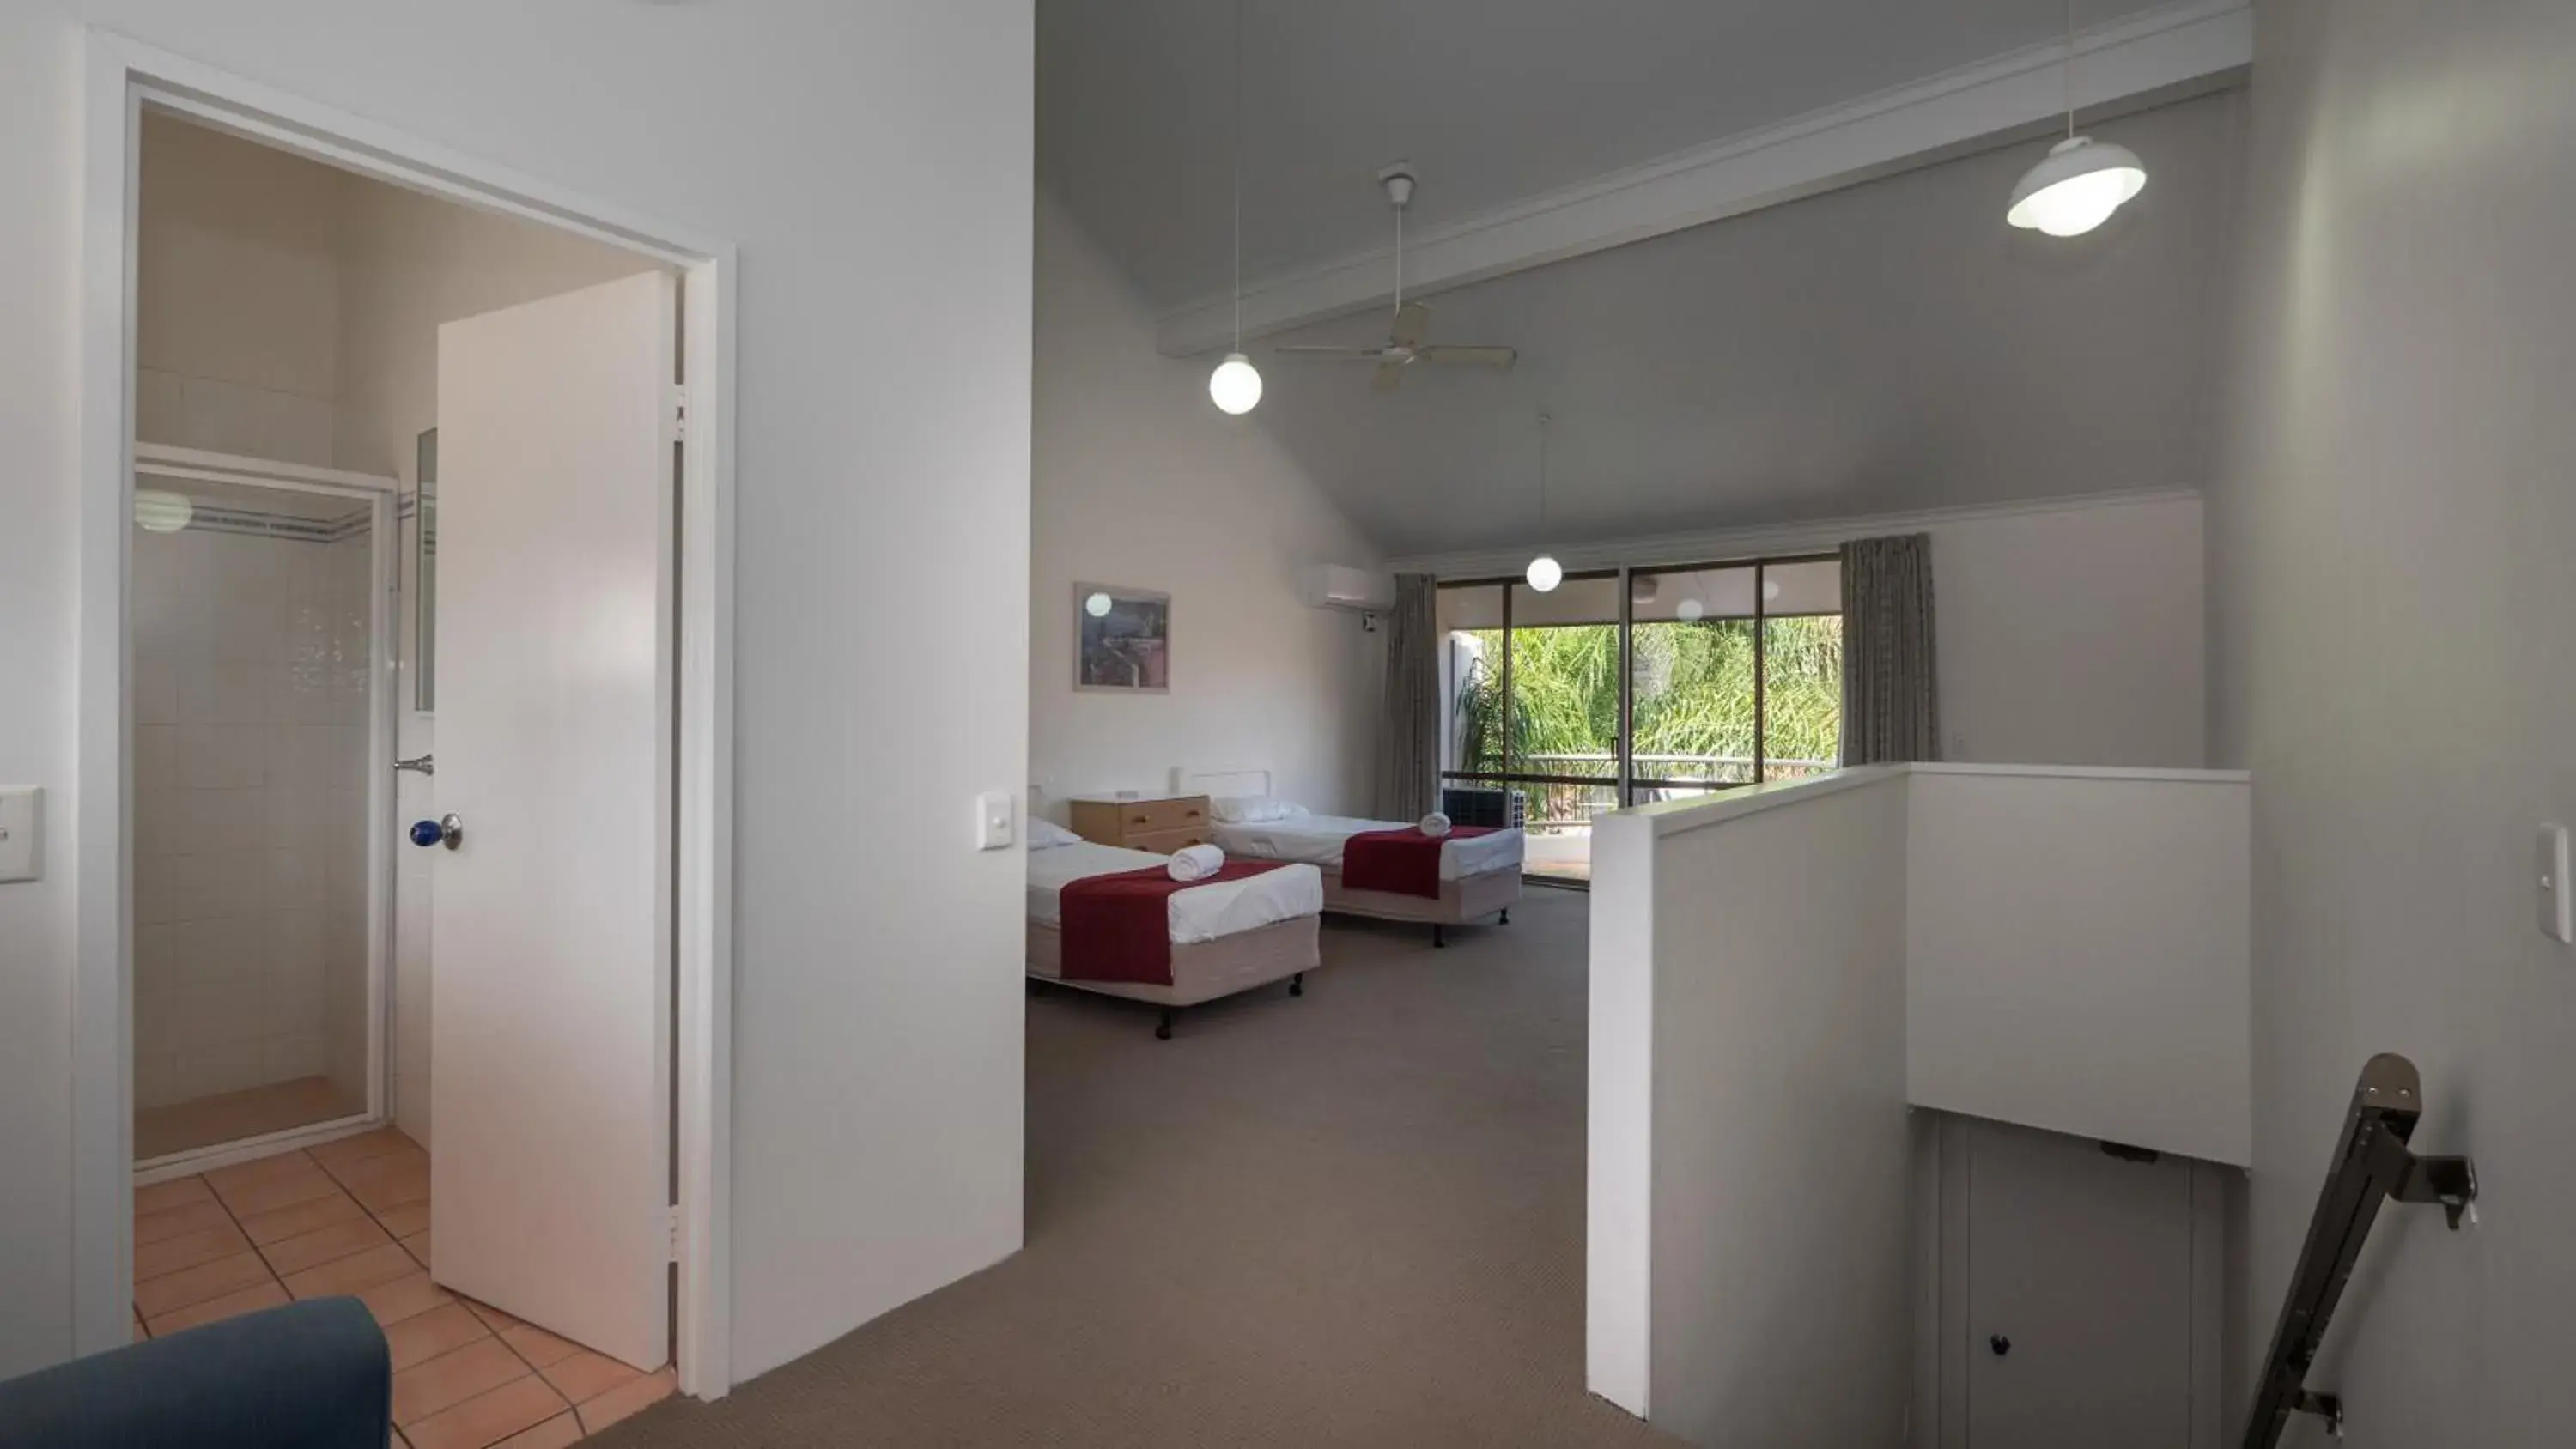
left=0, top=786, right=42, bottom=883
left=2540, top=823, right=2571, bottom=944
left=975, top=791, right=1016, bottom=852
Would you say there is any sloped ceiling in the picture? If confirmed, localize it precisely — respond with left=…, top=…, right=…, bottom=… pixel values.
left=1040, top=0, right=2192, bottom=309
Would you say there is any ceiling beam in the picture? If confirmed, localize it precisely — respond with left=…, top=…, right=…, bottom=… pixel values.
left=1154, top=0, right=2252, bottom=358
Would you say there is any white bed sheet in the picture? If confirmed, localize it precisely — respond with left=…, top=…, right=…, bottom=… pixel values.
left=1025, top=840, right=1323, bottom=943
left=1209, top=815, right=1525, bottom=880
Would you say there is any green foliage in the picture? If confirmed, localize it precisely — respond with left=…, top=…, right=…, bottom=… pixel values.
left=1452, top=615, right=1844, bottom=823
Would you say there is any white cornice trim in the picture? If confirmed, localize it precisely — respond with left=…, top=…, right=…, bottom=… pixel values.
left=1156, top=0, right=2252, bottom=357
left=1383, top=488, right=2202, bottom=579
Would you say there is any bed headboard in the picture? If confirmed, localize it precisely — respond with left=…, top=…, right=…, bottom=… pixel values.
left=1176, top=767, right=1273, bottom=802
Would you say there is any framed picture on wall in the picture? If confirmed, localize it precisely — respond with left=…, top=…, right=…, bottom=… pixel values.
left=1074, top=584, right=1170, bottom=693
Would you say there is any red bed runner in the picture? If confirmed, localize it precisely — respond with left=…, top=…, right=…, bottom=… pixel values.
left=1059, top=861, right=1290, bottom=986
left=1340, top=826, right=1499, bottom=900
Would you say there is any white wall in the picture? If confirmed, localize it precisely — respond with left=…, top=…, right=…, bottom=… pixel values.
left=1394, top=491, right=2209, bottom=771
left=1589, top=770, right=1914, bottom=1444
left=134, top=112, right=342, bottom=468
left=1906, top=765, right=2252, bottom=1167
left=2208, top=0, right=2576, bottom=1439
left=0, top=1, right=1031, bottom=1385
left=1030, top=197, right=1382, bottom=817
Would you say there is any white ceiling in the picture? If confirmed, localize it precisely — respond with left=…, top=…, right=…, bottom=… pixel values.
left=1239, top=90, right=2246, bottom=555
left=1038, top=0, right=2188, bottom=310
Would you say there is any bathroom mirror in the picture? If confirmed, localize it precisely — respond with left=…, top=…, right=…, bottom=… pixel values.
left=415, top=427, right=437, bottom=712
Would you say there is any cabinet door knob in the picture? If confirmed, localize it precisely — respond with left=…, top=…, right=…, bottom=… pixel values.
left=1989, top=1334, right=2012, bottom=1357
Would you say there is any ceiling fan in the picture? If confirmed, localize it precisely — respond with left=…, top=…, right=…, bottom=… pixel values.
left=1274, top=163, right=1519, bottom=392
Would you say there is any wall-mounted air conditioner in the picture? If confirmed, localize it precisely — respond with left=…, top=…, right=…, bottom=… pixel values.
left=1302, top=564, right=1395, bottom=615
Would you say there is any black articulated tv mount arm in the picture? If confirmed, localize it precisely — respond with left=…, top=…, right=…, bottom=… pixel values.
left=2241, top=1053, right=2478, bottom=1446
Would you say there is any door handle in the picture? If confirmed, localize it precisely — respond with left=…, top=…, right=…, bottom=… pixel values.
left=394, top=754, right=435, bottom=776
left=410, top=814, right=464, bottom=851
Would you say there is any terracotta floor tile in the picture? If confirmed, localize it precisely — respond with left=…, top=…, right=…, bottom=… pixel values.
left=143, top=1279, right=289, bottom=1337
left=202, top=1149, right=321, bottom=1196
left=402, top=1230, right=433, bottom=1270
left=461, top=1297, right=525, bottom=1333
left=357, top=1270, right=457, bottom=1328
left=135, top=1196, right=234, bottom=1246
left=133, top=1221, right=252, bottom=1282
left=385, top=1302, right=493, bottom=1372
left=401, top=1374, right=570, bottom=1449
left=237, top=1188, right=368, bottom=1246
left=210, top=1157, right=343, bottom=1218
left=498, top=1321, right=580, bottom=1371
left=493, top=1412, right=583, bottom=1449
left=393, top=1337, right=532, bottom=1426
left=375, top=1201, right=433, bottom=1239
left=307, top=1126, right=420, bottom=1174
left=282, top=1241, right=416, bottom=1299
left=135, top=1250, right=276, bottom=1319
left=343, top=1157, right=433, bottom=1214
left=261, top=1216, right=396, bottom=1277
left=538, top=1349, right=642, bottom=1405
left=574, top=1367, right=673, bottom=1435
left=133, top=1176, right=214, bottom=1216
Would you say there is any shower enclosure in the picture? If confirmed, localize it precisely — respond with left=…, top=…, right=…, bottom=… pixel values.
left=131, top=445, right=396, bottom=1169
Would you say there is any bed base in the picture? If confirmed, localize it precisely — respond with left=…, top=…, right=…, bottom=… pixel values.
left=1027, top=914, right=1320, bottom=1039
left=1319, top=865, right=1522, bottom=948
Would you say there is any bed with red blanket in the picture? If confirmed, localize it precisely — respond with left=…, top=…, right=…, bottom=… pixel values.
left=1026, top=835, right=1323, bottom=1036
left=1201, top=802, right=1524, bottom=947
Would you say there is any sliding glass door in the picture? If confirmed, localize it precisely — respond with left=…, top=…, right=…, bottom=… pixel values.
left=1436, top=554, right=1844, bottom=884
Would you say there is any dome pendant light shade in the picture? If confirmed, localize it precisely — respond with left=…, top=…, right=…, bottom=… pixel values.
left=1523, top=411, right=1561, bottom=592
left=1209, top=351, right=1263, bottom=414
left=2008, top=136, right=2147, bottom=237
left=1525, top=555, right=1563, bottom=593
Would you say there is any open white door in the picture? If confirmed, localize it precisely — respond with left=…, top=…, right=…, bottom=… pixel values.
left=429, top=270, right=677, bottom=1372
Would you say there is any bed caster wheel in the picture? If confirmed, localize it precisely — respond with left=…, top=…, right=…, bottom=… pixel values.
left=1155, top=1011, right=1174, bottom=1041
left=1289, top=973, right=1304, bottom=997
left=1498, top=909, right=1510, bottom=925
left=1433, top=925, right=1447, bottom=949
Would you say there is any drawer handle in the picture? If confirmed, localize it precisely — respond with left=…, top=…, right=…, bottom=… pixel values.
left=1183, top=809, right=1205, bottom=821
left=1130, top=815, right=1152, bottom=827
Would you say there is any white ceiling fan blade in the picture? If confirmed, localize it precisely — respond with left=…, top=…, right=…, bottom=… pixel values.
left=1372, top=360, right=1406, bottom=392
left=1275, top=345, right=1388, bottom=360
left=1389, top=301, right=1431, bottom=349
left=1418, top=344, right=1518, bottom=369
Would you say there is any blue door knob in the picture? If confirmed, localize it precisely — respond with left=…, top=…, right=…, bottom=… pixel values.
left=410, top=819, right=442, bottom=847
left=410, top=815, right=463, bottom=850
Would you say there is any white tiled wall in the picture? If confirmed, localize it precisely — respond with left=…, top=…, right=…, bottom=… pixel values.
left=133, top=518, right=374, bottom=1112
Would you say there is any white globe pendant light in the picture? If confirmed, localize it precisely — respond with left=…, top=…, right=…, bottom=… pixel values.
left=1207, top=0, right=1263, bottom=415
left=1524, top=412, right=1561, bottom=592
left=2008, top=0, right=2147, bottom=238
left=1209, top=352, right=1262, bottom=414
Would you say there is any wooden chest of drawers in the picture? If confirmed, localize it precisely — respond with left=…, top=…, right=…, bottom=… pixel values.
left=1067, top=794, right=1213, bottom=855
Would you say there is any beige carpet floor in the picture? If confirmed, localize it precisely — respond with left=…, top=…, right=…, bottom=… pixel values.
left=598, top=887, right=1674, bottom=1447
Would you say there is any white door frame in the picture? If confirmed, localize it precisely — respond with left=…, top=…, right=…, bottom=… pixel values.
left=73, top=32, right=738, bottom=1397
left=128, top=445, right=399, bottom=1185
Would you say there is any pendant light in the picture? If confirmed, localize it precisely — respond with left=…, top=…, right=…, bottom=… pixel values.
left=1525, top=413, right=1561, bottom=593
left=1207, top=0, right=1263, bottom=415
left=2007, top=0, right=2147, bottom=238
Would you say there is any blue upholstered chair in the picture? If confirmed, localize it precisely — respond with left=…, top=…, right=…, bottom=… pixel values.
left=0, top=1297, right=390, bottom=1447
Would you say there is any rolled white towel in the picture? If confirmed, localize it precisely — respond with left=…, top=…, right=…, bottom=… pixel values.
left=1419, top=811, right=1453, bottom=838
left=1167, top=842, right=1226, bottom=882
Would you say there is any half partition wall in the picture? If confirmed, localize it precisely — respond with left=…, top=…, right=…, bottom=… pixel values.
left=130, top=445, right=397, bottom=1170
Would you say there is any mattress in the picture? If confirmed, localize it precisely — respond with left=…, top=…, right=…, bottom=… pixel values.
left=1025, top=840, right=1322, bottom=943
left=1209, top=815, right=1525, bottom=881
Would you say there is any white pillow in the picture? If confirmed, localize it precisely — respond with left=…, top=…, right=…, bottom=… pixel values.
left=1026, top=818, right=1082, bottom=849
left=1209, top=795, right=1303, bottom=824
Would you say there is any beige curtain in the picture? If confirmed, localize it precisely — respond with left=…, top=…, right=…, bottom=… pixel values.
left=1839, top=534, right=1940, bottom=765
left=1376, top=573, right=1439, bottom=819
